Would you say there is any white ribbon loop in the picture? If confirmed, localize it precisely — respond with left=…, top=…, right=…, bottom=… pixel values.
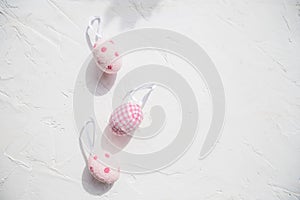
left=79, top=118, right=96, bottom=157
left=124, top=83, right=157, bottom=108
left=86, top=16, right=102, bottom=50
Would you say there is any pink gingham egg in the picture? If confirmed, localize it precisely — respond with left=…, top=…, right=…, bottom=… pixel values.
left=87, top=153, right=120, bottom=184
left=109, top=102, right=143, bottom=136
left=92, top=39, right=122, bottom=74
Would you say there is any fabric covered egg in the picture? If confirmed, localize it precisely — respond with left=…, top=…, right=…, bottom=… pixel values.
left=92, top=39, right=122, bottom=74
left=87, top=153, right=120, bottom=184
left=109, top=102, right=143, bottom=136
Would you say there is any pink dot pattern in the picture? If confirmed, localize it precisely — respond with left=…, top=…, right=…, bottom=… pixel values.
left=88, top=154, right=120, bottom=184
left=104, top=167, right=110, bottom=173
left=109, top=102, right=143, bottom=136
left=92, top=39, right=122, bottom=74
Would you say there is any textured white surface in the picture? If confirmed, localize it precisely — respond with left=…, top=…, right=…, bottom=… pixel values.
left=1, top=0, right=300, bottom=199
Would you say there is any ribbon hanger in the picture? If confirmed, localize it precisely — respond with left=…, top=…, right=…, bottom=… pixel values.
left=86, top=16, right=102, bottom=50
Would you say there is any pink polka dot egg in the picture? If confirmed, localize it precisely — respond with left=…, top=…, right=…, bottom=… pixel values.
left=109, top=102, right=143, bottom=136
left=87, top=153, right=120, bottom=184
left=92, top=39, right=122, bottom=74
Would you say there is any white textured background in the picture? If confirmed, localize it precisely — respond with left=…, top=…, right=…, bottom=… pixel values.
left=1, top=0, right=300, bottom=199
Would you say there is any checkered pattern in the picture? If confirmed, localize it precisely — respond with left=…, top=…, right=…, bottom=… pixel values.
left=109, top=102, right=143, bottom=135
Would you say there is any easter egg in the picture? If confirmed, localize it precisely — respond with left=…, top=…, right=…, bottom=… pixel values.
left=92, top=39, right=122, bottom=74
left=87, top=153, right=120, bottom=184
left=109, top=102, right=143, bottom=136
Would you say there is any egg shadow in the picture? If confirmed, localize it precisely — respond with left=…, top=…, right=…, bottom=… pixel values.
left=100, top=125, right=132, bottom=155
left=85, top=58, right=117, bottom=96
